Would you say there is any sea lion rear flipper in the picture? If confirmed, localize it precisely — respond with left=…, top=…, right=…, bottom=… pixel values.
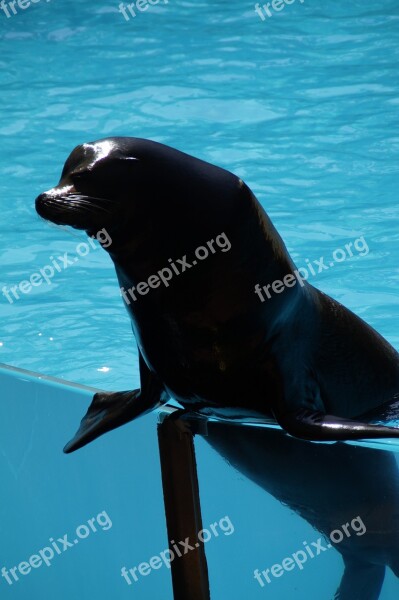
left=63, top=353, right=166, bottom=453
left=274, top=408, right=399, bottom=441
left=334, top=556, right=385, bottom=600
left=355, top=397, right=399, bottom=424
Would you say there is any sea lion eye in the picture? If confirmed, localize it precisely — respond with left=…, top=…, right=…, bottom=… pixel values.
left=71, top=171, right=89, bottom=185
left=71, top=171, right=87, bottom=181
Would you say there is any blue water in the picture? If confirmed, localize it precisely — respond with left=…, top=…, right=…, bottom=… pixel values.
left=2, top=364, right=399, bottom=600
left=0, top=365, right=174, bottom=600
left=1, top=0, right=398, bottom=390
left=2, top=4, right=399, bottom=599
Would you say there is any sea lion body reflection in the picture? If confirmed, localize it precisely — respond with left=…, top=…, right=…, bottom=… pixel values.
left=204, top=422, right=399, bottom=599
left=34, top=137, right=399, bottom=452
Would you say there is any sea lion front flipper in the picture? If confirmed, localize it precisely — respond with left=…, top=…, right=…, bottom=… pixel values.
left=273, top=407, right=399, bottom=441
left=63, top=353, right=166, bottom=453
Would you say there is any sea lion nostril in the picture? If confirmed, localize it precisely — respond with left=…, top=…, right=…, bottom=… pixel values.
left=35, top=193, right=50, bottom=217
left=35, top=192, right=46, bottom=205
left=35, top=191, right=68, bottom=221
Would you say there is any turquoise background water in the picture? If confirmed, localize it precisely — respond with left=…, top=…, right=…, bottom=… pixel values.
left=1, top=0, right=398, bottom=391
left=1, top=2, right=399, bottom=599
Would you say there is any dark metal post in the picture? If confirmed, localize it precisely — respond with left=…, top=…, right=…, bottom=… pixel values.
left=157, top=413, right=210, bottom=600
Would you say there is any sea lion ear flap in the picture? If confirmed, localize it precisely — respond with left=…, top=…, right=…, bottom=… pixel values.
left=112, top=152, right=139, bottom=163
left=106, top=152, right=141, bottom=172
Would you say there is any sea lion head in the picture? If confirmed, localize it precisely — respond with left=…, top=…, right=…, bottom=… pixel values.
left=35, top=137, right=153, bottom=238
left=35, top=136, right=242, bottom=251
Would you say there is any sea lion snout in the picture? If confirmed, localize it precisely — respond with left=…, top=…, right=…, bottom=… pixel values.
left=35, top=185, right=75, bottom=221
left=35, top=177, right=115, bottom=231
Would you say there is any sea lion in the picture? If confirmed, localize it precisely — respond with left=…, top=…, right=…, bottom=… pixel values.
left=34, top=137, right=399, bottom=453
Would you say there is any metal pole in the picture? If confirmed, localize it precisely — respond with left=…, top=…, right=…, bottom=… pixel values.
left=157, top=413, right=210, bottom=600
